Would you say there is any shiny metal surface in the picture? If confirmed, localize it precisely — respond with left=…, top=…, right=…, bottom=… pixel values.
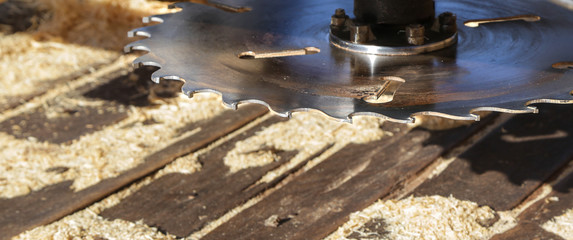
left=127, top=0, right=573, bottom=123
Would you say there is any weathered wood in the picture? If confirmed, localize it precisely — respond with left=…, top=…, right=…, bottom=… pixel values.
left=490, top=164, right=573, bottom=240
left=202, top=119, right=491, bottom=240
left=0, top=61, right=115, bottom=113
left=0, top=66, right=182, bottom=144
left=414, top=105, right=573, bottom=211
left=0, top=66, right=133, bottom=143
left=0, top=104, right=268, bottom=240
left=100, top=116, right=333, bottom=237
left=490, top=222, right=565, bottom=240
left=0, top=103, right=128, bottom=144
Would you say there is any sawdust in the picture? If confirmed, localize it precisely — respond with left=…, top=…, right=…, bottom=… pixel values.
left=412, top=115, right=476, bottom=131
left=15, top=213, right=176, bottom=240
left=158, top=147, right=203, bottom=175
left=327, top=195, right=509, bottom=240
left=0, top=0, right=175, bottom=109
left=223, top=112, right=390, bottom=176
left=542, top=208, right=573, bottom=239
left=0, top=33, right=119, bottom=106
left=0, top=93, right=225, bottom=198
left=33, top=0, right=175, bottom=50
left=14, top=168, right=183, bottom=240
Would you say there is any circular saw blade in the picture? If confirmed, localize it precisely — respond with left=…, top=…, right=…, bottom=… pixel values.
left=127, top=0, right=573, bottom=123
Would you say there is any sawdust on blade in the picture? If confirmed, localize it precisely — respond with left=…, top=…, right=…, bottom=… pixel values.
left=0, top=93, right=225, bottom=198
left=542, top=208, right=573, bottom=239
left=223, top=112, right=391, bottom=176
left=327, top=195, right=516, bottom=240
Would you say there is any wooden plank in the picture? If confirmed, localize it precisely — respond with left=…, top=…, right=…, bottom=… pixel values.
left=202, top=119, right=491, bottom=240
left=413, top=105, right=573, bottom=211
left=0, top=103, right=128, bottom=144
left=0, top=61, right=115, bottom=113
left=490, top=223, right=565, bottom=240
left=101, top=116, right=329, bottom=237
left=0, top=104, right=268, bottom=240
left=0, top=66, right=133, bottom=144
left=490, top=164, right=573, bottom=240
left=0, top=66, right=178, bottom=144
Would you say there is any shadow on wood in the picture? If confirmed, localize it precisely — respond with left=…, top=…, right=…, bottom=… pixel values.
left=414, top=104, right=573, bottom=210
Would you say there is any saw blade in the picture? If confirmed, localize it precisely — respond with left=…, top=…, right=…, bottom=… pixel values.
left=127, top=0, right=573, bottom=123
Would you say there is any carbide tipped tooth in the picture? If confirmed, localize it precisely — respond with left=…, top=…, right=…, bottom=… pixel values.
left=527, top=91, right=573, bottom=105
left=151, top=69, right=184, bottom=84
left=133, top=54, right=163, bottom=68
left=124, top=40, right=151, bottom=53
left=143, top=14, right=169, bottom=24
left=413, top=111, right=480, bottom=122
left=143, top=16, right=163, bottom=24
left=472, top=105, right=538, bottom=115
left=127, top=30, right=151, bottom=38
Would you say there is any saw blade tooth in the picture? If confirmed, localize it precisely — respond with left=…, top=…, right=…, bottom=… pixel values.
left=412, top=111, right=480, bottom=122
left=527, top=95, right=573, bottom=105
left=471, top=105, right=539, bottom=115
left=124, top=40, right=151, bottom=54
left=288, top=109, right=354, bottom=123
left=133, top=54, right=163, bottom=69
left=127, top=29, right=152, bottom=38
left=143, top=16, right=164, bottom=24
left=151, top=68, right=184, bottom=84
left=350, top=112, right=414, bottom=124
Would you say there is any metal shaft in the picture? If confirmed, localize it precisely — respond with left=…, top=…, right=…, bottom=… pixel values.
left=354, top=0, right=435, bottom=25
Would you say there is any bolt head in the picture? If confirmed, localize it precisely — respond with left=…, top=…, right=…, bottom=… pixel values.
left=334, top=8, right=346, bottom=17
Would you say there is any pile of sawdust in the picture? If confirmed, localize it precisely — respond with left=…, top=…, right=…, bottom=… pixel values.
left=33, top=0, right=175, bottom=50
left=0, top=0, right=175, bottom=107
left=16, top=212, right=175, bottom=240
left=223, top=112, right=391, bottom=176
left=0, top=33, right=119, bottom=105
left=542, top=208, right=573, bottom=239
left=0, top=93, right=225, bottom=198
left=327, top=195, right=516, bottom=240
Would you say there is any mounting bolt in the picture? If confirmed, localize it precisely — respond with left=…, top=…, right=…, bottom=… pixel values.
left=406, top=24, right=425, bottom=45
left=331, top=8, right=348, bottom=27
left=439, top=12, right=457, bottom=34
left=350, top=24, right=372, bottom=43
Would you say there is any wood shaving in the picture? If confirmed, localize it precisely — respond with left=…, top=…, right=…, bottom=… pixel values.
left=542, top=208, right=573, bottom=239
left=223, top=112, right=389, bottom=176
left=327, top=195, right=509, bottom=240
left=0, top=93, right=225, bottom=198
